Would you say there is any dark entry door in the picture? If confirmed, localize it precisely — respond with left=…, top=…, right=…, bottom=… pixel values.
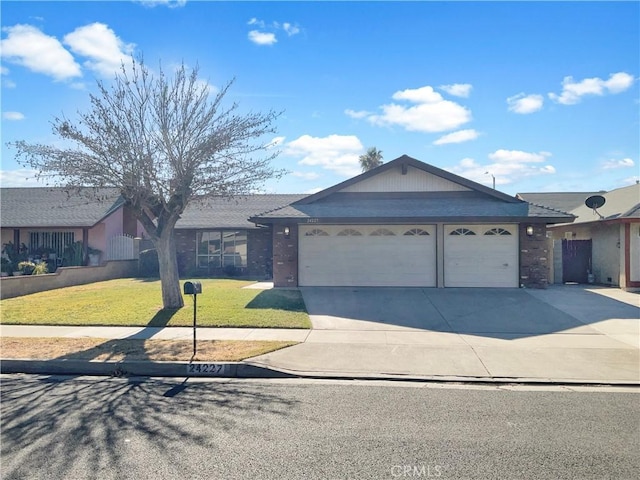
left=562, top=239, right=592, bottom=283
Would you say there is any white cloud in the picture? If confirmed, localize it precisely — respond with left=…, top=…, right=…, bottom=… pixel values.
left=266, top=136, right=286, bottom=149
left=602, top=157, right=635, bottom=169
left=549, top=72, right=635, bottom=105
left=136, top=0, right=187, bottom=8
left=364, top=85, right=471, bottom=133
left=0, top=169, right=46, bottom=187
left=63, top=23, right=135, bottom=78
left=283, top=134, right=364, bottom=177
left=0, top=24, right=81, bottom=81
left=621, top=176, right=640, bottom=186
left=433, top=129, right=479, bottom=146
left=247, top=18, right=300, bottom=45
left=283, top=23, right=300, bottom=36
left=1, top=67, right=16, bottom=88
left=439, top=83, right=472, bottom=98
left=248, top=18, right=265, bottom=28
left=507, top=93, right=544, bottom=114
left=2, top=111, right=25, bottom=120
left=291, top=171, right=321, bottom=180
left=344, top=109, right=371, bottom=119
left=304, top=187, right=324, bottom=195
left=447, top=149, right=556, bottom=186
left=489, top=149, right=551, bottom=164
left=248, top=30, right=277, bottom=46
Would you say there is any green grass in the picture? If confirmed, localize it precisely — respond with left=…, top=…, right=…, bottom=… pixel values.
left=0, top=279, right=311, bottom=329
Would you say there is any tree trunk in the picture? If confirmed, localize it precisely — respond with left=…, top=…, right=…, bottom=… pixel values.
left=155, top=229, right=184, bottom=309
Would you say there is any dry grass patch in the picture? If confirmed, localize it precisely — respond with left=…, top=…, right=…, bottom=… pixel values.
left=0, top=337, right=296, bottom=362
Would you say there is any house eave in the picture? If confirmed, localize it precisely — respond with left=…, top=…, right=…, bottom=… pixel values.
left=249, top=215, right=573, bottom=225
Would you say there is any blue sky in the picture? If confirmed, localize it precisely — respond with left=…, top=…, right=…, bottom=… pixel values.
left=1, top=0, right=638, bottom=196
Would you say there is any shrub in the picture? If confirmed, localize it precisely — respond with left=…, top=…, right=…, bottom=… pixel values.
left=139, top=249, right=159, bottom=277
left=18, top=261, right=36, bottom=275
left=33, top=262, right=49, bottom=275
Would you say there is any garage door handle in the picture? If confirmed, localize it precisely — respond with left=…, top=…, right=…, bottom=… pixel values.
left=503, top=263, right=509, bottom=267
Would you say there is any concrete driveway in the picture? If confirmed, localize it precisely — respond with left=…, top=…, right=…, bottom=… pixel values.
left=300, top=286, right=639, bottom=340
left=251, top=285, right=639, bottom=383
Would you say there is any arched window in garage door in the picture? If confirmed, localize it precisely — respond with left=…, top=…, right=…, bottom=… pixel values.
left=403, top=228, right=430, bottom=236
left=337, top=228, right=363, bottom=236
left=484, top=228, right=512, bottom=236
left=304, top=228, right=329, bottom=236
left=370, top=228, right=395, bottom=236
left=450, top=228, right=476, bottom=236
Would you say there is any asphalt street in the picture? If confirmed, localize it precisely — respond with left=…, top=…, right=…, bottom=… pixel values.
left=1, top=375, right=638, bottom=479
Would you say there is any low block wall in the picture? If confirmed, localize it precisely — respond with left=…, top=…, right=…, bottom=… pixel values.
left=0, top=260, right=139, bottom=300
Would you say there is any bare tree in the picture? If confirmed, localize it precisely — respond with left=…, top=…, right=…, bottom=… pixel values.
left=10, top=59, right=282, bottom=309
left=359, top=147, right=383, bottom=172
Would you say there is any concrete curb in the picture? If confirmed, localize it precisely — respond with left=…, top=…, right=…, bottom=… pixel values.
left=0, top=359, right=295, bottom=379
left=2, top=359, right=639, bottom=387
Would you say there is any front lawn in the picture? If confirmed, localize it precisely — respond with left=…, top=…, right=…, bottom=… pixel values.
left=0, top=279, right=311, bottom=329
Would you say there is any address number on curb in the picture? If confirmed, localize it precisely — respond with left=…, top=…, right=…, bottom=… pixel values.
left=187, top=363, right=226, bottom=375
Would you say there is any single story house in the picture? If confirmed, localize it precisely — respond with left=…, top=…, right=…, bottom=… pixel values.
left=0, top=187, right=139, bottom=266
left=2, top=155, right=583, bottom=288
left=523, top=185, right=640, bottom=289
left=250, top=155, right=574, bottom=289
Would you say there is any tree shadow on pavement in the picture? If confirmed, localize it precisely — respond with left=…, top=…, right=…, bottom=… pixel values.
left=0, top=375, right=298, bottom=479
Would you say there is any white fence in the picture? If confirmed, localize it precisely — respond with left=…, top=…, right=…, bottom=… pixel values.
left=106, top=234, right=137, bottom=261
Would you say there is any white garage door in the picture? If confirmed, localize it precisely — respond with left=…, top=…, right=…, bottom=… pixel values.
left=444, top=224, right=518, bottom=288
left=299, top=225, right=436, bottom=287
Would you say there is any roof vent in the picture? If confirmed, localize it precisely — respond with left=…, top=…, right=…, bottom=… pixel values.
left=401, top=163, right=408, bottom=175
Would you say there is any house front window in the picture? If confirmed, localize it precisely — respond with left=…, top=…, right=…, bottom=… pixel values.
left=29, top=231, right=75, bottom=258
left=197, top=230, right=247, bottom=271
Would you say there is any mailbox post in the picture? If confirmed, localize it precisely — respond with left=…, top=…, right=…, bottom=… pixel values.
left=183, top=281, right=202, bottom=357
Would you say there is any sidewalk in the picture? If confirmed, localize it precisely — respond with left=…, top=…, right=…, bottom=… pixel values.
left=1, top=285, right=638, bottom=385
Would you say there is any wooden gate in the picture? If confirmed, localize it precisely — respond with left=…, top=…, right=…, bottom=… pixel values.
left=562, top=239, right=592, bottom=283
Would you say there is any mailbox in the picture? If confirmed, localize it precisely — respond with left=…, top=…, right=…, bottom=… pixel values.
left=183, top=281, right=202, bottom=295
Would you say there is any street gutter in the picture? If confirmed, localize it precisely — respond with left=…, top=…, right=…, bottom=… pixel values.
left=2, top=358, right=639, bottom=387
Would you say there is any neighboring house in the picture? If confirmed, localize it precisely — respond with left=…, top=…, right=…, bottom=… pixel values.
left=531, top=184, right=640, bottom=289
left=174, top=194, right=306, bottom=278
left=0, top=187, right=305, bottom=276
left=250, top=155, right=574, bottom=289
left=516, top=192, right=604, bottom=213
left=0, top=187, right=138, bottom=265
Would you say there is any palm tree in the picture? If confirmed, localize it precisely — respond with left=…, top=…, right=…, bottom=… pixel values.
left=359, top=147, right=383, bottom=172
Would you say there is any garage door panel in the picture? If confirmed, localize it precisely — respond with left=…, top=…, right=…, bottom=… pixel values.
left=299, top=224, right=436, bottom=287
left=444, top=224, right=518, bottom=288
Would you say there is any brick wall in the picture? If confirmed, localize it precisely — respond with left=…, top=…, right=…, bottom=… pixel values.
left=272, top=224, right=298, bottom=287
left=175, top=228, right=272, bottom=279
left=519, top=223, right=550, bottom=288
left=247, top=228, right=272, bottom=279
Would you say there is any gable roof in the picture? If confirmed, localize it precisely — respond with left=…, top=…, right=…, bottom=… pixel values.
left=251, top=155, right=574, bottom=224
left=558, top=184, right=640, bottom=226
left=0, top=187, right=123, bottom=228
left=176, top=194, right=307, bottom=229
left=296, top=155, right=521, bottom=205
left=516, top=192, right=604, bottom=213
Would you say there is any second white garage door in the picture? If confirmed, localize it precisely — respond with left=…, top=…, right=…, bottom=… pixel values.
left=299, top=224, right=436, bottom=287
left=444, top=224, right=518, bottom=287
